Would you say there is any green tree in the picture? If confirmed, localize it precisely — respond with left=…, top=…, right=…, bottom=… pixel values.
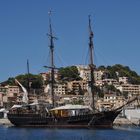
left=94, top=86, right=104, bottom=98
left=98, top=65, right=106, bottom=71
left=59, top=66, right=82, bottom=81
left=1, top=77, right=15, bottom=86
left=2, top=74, right=43, bottom=90
left=16, top=74, right=43, bottom=89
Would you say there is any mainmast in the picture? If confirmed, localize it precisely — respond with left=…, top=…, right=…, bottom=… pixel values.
left=47, top=11, right=57, bottom=108
left=88, top=15, right=95, bottom=111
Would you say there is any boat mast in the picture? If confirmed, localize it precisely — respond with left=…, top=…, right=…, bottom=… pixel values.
left=88, top=15, right=95, bottom=111
left=47, top=11, right=56, bottom=108
left=27, top=59, right=30, bottom=93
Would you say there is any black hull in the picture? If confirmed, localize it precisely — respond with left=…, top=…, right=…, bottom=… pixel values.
left=7, top=110, right=121, bottom=128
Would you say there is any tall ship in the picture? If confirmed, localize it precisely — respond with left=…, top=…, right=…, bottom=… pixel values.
left=7, top=13, right=137, bottom=128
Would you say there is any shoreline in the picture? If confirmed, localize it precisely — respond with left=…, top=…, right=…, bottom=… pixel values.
left=114, top=117, right=140, bottom=126
left=0, top=118, right=12, bottom=126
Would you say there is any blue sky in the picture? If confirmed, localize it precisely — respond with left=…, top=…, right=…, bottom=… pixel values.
left=0, top=0, right=140, bottom=82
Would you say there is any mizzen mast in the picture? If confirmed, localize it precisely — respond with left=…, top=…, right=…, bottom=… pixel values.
left=27, top=59, right=30, bottom=93
left=88, top=15, right=96, bottom=111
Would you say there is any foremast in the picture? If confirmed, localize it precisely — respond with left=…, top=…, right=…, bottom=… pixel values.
left=88, top=15, right=96, bottom=112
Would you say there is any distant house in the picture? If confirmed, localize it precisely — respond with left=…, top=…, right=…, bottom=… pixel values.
left=0, top=85, right=20, bottom=108
left=119, top=77, right=129, bottom=84
left=104, top=94, right=117, bottom=103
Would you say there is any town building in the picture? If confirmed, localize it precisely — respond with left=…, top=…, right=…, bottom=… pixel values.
left=40, top=72, right=50, bottom=81
left=94, top=70, right=107, bottom=81
left=102, top=79, right=119, bottom=85
left=67, top=80, right=88, bottom=95
left=104, top=94, right=117, bottom=103
left=76, top=65, right=90, bottom=81
left=0, top=86, right=8, bottom=107
left=76, top=65, right=108, bottom=82
left=119, top=77, right=129, bottom=84
left=116, top=84, right=140, bottom=96
left=54, top=83, right=68, bottom=95
left=0, top=85, right=20, bottom=108
left=40, top=70, right=60, bottom=82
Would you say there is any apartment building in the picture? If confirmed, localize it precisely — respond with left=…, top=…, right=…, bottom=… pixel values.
left=102, top=79, right=119, bottom=85
left=67, top=80, right=88, bottom=95
left=94, top=70, right=107, bottom=81
left=116, top=84, right=140, bottom=96
left=5, top=85, right=20, bottom=97
left=0, top=85, right=20, bottom=108
left=54, top=83, right=68, bottom=95
left=40, top=70, right=60, bottom=82
left=76, top=65, right=108, bottom=82
left=104, top=94, right=117, bottom=103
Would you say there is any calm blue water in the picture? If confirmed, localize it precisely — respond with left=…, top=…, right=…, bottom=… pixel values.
left=0, top=125, right=140, bottom=140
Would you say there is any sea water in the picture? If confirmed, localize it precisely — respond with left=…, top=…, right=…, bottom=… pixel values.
left=0, top=125, right=140, bottom=140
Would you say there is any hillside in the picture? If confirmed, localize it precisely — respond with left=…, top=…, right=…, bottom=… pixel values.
left=98, top=64, right=140, bottom=84
left=1, top=64, right=140, bottom=86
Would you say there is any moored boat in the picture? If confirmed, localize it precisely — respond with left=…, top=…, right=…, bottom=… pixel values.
left=8, top=103, right=122, bottom=128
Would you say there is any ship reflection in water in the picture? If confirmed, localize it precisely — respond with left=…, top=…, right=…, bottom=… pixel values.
left=0, top=125, right=140, bottom=140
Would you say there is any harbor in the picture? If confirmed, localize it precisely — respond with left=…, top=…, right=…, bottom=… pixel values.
left=1, top=0, right=140, bottom=140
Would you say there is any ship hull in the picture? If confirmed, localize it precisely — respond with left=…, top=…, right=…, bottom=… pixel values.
left=7, top=110, right=121, bottom=128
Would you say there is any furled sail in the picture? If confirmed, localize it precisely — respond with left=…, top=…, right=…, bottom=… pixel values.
left=15, top=79, right=28, bottom=104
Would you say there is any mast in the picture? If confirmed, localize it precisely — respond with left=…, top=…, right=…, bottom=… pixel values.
left=27, top=59, right=30, bottom=93
left=88, top=15, right=95, bottom=111
left=47, top=11, right=57, bottom=108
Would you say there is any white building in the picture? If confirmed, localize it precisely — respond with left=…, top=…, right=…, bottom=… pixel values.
left=94, top=70, right=105, bottom=81
left=104, top=94, right=117, bottom=103
left=76, top=65, right=90, bottom=81
left=76, top=65, right=106, bottom=82
left=119, top=77, right=129, bottom=84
